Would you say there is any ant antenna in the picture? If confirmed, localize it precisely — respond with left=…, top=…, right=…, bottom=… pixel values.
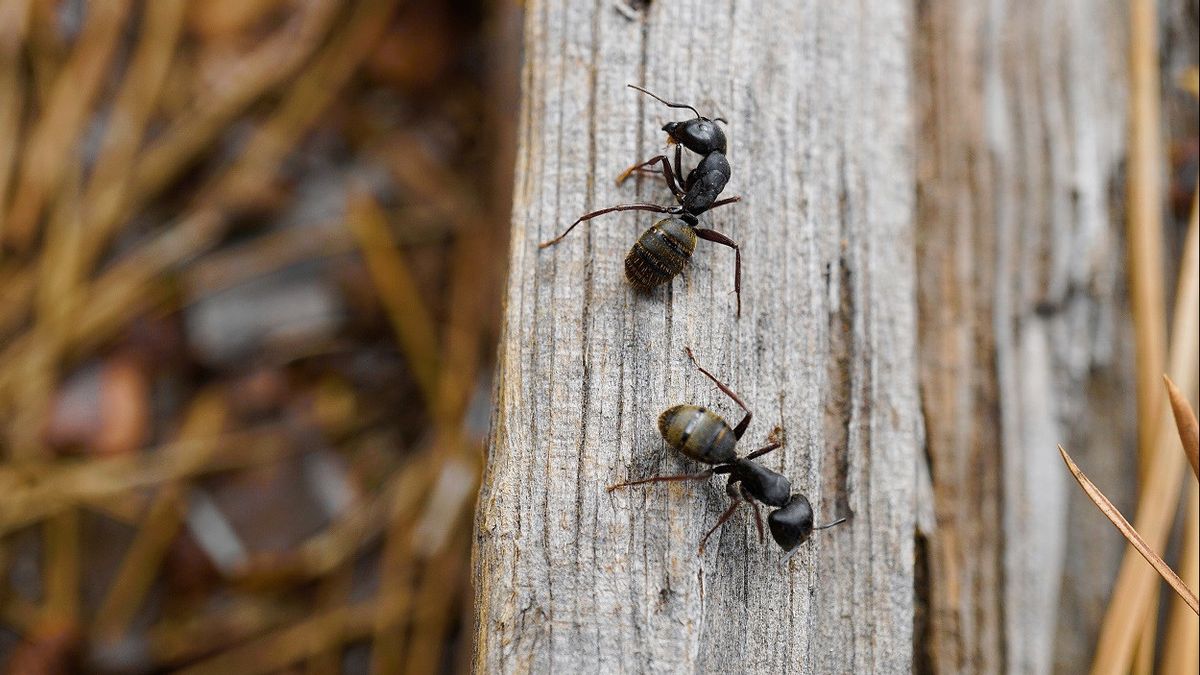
left=779, top=515, right=849, bottom=566
left=813, top=516, right=848, bottom=531
left=627, top=84, right=703, bottom=119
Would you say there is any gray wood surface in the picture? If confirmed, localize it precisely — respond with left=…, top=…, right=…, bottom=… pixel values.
left=474, top=0, right=918, bottom=672
left=913, top=2, right=1133, bottom=673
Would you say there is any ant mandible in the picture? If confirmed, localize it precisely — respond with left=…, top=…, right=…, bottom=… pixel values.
left=539, top=85, right=744, bottom=317
left=608, top=347, right=848, bottom=555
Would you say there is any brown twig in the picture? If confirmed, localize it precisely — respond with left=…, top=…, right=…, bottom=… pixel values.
left=1058, top=445, right=1198, bottom=615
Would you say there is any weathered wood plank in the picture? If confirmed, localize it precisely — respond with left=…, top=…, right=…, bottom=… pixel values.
left=474, top=0, right=917, bottom=671
left=913, top=1, right=1132, bottom=672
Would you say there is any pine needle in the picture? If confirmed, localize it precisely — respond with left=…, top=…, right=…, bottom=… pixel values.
left=1058, top=445, right=1198, bottom=615
left=1163, top=375, right=1199, bottom=479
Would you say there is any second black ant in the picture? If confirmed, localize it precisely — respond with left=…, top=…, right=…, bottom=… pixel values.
left=608, top=347, right=848, bottom=555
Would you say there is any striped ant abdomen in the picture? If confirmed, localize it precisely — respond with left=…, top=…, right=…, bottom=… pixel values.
left=624, top=217, right=696, bottom=291
left=658, top=404, right=737, bottom=465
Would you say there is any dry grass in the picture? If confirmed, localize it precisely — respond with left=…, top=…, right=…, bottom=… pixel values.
left=0, top=1, right=517, bottom=672
left=1071, top=3, right=1200, bottom=672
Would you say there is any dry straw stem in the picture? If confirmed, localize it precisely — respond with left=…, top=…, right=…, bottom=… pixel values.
left=1180, top=67, right=1199, bottom=98
left=174, top=596, right=408, bottom=675
left=2, top=0, right=393, bottom=400
left=24, top=0, right=65, bottom=104
left=1058, top=445, right=1198, bottom=614
left=378, top=131, right=500, bottom=427
left=0, top=0, right=30, bottom=236
left=352, top=133, right=496, bottom=669
left=4, top=0, right=132, bottom=251
left=92, top=392, right=228, bottom=640
left=0, top=208, right=223, bottom=401
left=0, top=267, right=34, bottom=339
left=1160, top=481, right=1199, bottom=675
left=306, top=564, right=356, bottom=675
left=232, top=452, right=434, bottom=586
left=1090, top=197, right=1200, bottom=674
left=129, top=0, right=341, bottom=210
left=80, top=0, right=187, bottom=271
left=0, top=0, right=342, bottom=345
left=0, top=426, right=291, bottom=535
left=370, top=483, right=419, bottom=674
left=147, top=596, right=299, bottom=665
left=42, top=507, right=80, bottom=624
left=184, top=219, right=355, bottom=298
left=207, top=0, right=400, bottom=208
left=346, top=190, right=445, bottom=675
left=1124, top=0, right=1167, bottom=484
left=403, top=533, right=469, bottom=675
left=347, top=193, right=440, bottom=404
left=1164, top=374, right=1199, bottom=478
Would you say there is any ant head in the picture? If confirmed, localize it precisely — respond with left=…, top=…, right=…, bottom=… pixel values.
left=768, top=494, right=848, bottom=552
left=732, top=459, right=791, bottom=508
left=767, top=494, right=814, bottom=551
left=628, top=84, right=728, bottom=155
left=662, top=119, right=727, bottom=156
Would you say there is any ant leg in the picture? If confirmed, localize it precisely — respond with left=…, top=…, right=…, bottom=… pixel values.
left=744, top=488, right=765, bottom=544
left=607, top=469, right=714, bottom=492
left=616, top=155, right=684, bottom=199
left=538, top=202, right=675, bottom=249
left=624, top=167, right=662, bottom=178
left=697, top=498, right=742, bottom=555
left=706, top=196, right=742, bottom=211
left=683, top=346, right=753, bottom=439
left=744, top=441, right=783, bottom=461
left=694, top=228, right=742, bottom=318
left=674, top=144, right=687, bottom=190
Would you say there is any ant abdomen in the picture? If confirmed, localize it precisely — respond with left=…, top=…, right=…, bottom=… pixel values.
left=658, top=404, right=738, bottom=465
left=624, top=217, right=696, bottom=291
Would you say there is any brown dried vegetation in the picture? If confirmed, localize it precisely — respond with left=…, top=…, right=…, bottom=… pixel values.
left=0, top=0, right=519, bottom=672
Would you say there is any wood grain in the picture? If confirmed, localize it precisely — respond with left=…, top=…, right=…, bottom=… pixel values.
left=914, top=1, right=1133, bottom=672
left=474, top=0, right=918, bottom=671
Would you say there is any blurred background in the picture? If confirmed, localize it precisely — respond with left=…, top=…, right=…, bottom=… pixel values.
left=0, top=0, right=520, bottom=672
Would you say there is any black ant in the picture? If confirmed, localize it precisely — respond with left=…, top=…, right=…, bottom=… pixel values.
left=608, top=347, right=848, bottom=555
left=539, top=85, right=744, bottom=317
